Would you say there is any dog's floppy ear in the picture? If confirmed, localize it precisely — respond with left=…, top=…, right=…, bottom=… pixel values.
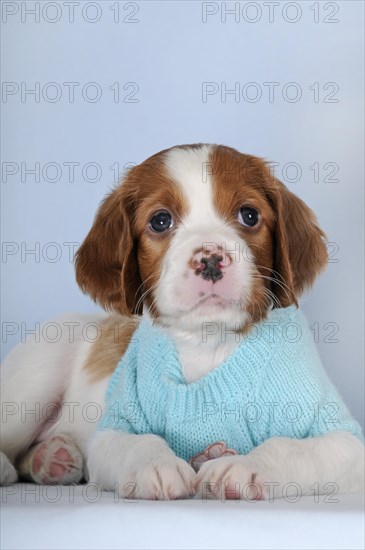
left=267, top=177, right=328, bottom=308
left=75, top=183, right=143, bottom=315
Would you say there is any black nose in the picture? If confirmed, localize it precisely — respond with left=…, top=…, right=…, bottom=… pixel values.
left=200, top=254, right=223, bottom=282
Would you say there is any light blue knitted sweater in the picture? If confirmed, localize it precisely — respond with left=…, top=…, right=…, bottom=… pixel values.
left=99, top=306, right=363, bottom=461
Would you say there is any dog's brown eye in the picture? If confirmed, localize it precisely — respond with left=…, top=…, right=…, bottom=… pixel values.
left=238, top=207, right=259, bottom=227
left=149, top=211, right=173, bottom=233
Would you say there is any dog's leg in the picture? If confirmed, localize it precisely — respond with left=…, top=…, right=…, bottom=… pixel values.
left=16, top=434, right=84, bottom=485
left=0, top=313, right=106, bottom=485
left=88, top=430, right=196, bottom=500
left=1, top=342, right=67, bottom=484
left=0, top=452, right=18, bottom=484
left=196, top=432, right=365, bottom=500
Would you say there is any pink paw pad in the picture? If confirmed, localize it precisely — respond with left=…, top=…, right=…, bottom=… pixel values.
left=189, top=441, right=238, bottom=472
left=30, top=435, right=83, bottom=485
left=32, top=447, right=46, bottom=474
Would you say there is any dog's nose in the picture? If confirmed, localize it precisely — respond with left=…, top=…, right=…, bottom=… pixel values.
left=190, top=250, right=232, bottom=282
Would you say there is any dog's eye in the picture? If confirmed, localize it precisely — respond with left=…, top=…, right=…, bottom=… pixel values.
left=149, top=211, right=173, bottom=233
left=238, top=206, right=259, bottom=227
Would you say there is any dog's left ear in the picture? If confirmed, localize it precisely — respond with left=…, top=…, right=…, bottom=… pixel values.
left=75, top=177, right=143, bottom=316
left=267, top=177, right=328, bottom=308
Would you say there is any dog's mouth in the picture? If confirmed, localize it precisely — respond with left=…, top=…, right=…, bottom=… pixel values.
left=181, top=293, right=242, bottom=313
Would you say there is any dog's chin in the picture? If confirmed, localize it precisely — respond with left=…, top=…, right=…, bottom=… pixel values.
left=155, top=294, right=250, bottom=333
left=192, top=293, right=236, bottom=309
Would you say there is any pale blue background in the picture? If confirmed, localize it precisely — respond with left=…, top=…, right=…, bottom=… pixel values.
left=1, top=1, right=364, bottom=427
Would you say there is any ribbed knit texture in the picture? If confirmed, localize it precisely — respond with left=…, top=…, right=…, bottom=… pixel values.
left=99, top=306, right=363, bottom=461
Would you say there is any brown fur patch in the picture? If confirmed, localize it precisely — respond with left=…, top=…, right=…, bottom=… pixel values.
left=210, top=145, right=327, bottom=319
left=75, top=147, right=188, bottom=317
left=84, top=314, right=139, bottom=382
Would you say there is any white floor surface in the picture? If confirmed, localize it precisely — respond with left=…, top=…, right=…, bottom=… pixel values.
left=1, top=484, right=364, bottom=550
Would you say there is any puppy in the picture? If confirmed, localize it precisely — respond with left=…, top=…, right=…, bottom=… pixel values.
left=1, top=144, right=364, bottom=500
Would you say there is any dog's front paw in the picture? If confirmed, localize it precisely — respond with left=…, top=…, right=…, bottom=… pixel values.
left=196, top=455, right=271, bottom=500
left=0, top=452, right=18, bottom=485
left=119, top=452, right=196, bottom=500
left=88, top=432, right=196, bottom=500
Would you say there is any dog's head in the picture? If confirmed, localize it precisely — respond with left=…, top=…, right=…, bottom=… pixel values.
left=76, top=144, right=327, bottom=331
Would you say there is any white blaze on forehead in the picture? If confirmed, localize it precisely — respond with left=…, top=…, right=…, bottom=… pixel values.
left=157, top=144, right=253, bottom=333
left=164, top=145, right=218, bottom=223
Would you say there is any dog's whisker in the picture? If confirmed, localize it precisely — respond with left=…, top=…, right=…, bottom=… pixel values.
left=252, top=272, right=293, bottom=303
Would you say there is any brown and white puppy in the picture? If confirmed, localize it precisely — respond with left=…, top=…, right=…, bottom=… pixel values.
left=0, top=144, right=363, bottom=499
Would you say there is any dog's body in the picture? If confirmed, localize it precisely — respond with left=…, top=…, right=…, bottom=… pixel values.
left=1, top=144, right=364, bottom=499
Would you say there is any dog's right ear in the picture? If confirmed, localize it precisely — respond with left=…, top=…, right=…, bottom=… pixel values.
left=266, top=177, right=328, bottom=308
left=75, top=183, right=143, bottom=316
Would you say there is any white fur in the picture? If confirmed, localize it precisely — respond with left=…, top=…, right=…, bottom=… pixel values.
left=88, top=431, right=195, bottom=499
left=157, top=145, right=253, bottom=381
left=1, top=315, right=97, bottom=454
left=196, top=432, right=365, bottom=500
left=1, top=145, right=363, bottom=500
left=161, top=321, right=241, bottom=383
left=0, top=314, right=106, bottom=471
left=0, top=453, right=17, bottom=484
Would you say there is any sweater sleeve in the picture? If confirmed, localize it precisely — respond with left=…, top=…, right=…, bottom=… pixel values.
left=306, top=386, right=364, bottom=441
left=257, top=308, right=364, bottom=443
